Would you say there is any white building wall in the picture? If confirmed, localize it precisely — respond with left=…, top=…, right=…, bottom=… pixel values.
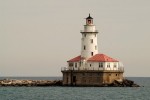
left=81, top=33, right=98, bottom=59
left=86, top=62, right=104, bottom=70
left=85, top=62, right=119, bottom=71
left=104, top=62, right=119, bottom=70
left=67, top=61, right=120, bottom=71
left=84, top=25, right=96, bottom=32
left=67, top=62, right=80, bottom=70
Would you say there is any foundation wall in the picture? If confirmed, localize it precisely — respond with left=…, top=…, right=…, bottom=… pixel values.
left=62, top=70, right=123, bottom=86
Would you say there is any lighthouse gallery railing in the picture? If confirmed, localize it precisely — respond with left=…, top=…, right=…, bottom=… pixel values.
left=61, top=67, right=124, bottom=72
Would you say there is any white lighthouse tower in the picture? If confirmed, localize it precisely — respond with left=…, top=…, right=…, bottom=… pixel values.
left=80, top=14, right=98, bottom=68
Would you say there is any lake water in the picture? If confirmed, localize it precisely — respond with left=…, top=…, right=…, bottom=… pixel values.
left=0, top=77, right=150, bottom=100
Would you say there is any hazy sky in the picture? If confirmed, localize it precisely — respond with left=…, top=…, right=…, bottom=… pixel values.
left=0, top=0, right=150, bottom=77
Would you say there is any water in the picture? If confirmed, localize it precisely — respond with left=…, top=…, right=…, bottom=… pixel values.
left=0, top=77, right=150, bottom=100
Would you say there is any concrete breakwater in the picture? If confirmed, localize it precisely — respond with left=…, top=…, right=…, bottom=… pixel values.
left=0, top=79, right=62, bottom=86
left=0, top=79, right=140, bottom=87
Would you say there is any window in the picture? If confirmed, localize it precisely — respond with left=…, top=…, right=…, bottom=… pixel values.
left=66, top=77, right=68, bottom=83
left=84, top=45, right=86, bottom=50
left=107, top=63, right=110, bottom=68
left=116, top=74, right=118, bottom=76
left=99, top=63, right=103, bottom=68
left=95, top=46, right=97, bottom=50
left=95, top=34, right=96, bottom=37
left=88, top=20, right=91, bottom=24
left=90, top=64, right=91, bottom=67
left=91, top=39, right=93, bottom=43
left=69, top=63, right=73, bottom=67
left=114, top=63, right=117, bottom=67
left=84, top=34, right=86, bottom=37
left=75, top=63, right=77, bottom=68
left=73, top=76, right=76, bottom=82
left=91, top=52, right=93, bottom=56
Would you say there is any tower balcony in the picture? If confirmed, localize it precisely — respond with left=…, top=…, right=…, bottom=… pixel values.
left=80, top=30, right=98, bottom=33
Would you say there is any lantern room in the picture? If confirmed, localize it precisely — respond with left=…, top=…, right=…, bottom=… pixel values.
left=86, top=14, right=93, bottom=25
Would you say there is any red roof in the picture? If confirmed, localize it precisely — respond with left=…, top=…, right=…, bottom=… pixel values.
left=88, top=54, right=118, bottom=62
left=67, top=54, right=118, bottom=62
left=67, top=55, right=81, bottom=62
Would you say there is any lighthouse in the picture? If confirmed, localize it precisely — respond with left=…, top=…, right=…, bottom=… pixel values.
left=81, top=14, right=98, bottom=59
left=61, top=14, right=124, bottom=86
left=80, top=14, right=98, bottom=69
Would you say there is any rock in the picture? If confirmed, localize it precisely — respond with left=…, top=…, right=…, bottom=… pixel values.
left=108, top=79, right=140, bottom=87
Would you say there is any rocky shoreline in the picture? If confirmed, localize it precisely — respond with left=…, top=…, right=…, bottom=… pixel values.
left=0, top=79, right=140, bottom=87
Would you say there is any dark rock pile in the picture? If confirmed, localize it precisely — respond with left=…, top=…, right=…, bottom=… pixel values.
left=0, top=79, right=62, bottom=87
left=108, top=79, right=140, bottom=87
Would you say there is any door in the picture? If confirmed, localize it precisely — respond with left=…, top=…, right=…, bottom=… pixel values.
left=73, top=76, right=76, bottom=83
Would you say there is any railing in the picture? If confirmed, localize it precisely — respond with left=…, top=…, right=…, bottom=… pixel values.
left=61, top=67, right=124, bottom=72
left=80, top=30, right=98, bottom=33
left=61, top=67, right=69, bottom=71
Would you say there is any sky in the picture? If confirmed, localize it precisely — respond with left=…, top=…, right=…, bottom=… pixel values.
left=0, top=0, right=150, bottom=77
